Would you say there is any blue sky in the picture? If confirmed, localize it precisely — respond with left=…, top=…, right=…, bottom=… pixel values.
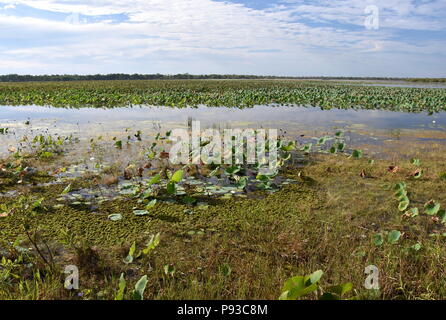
left=0, top=0, right=445, bottom=77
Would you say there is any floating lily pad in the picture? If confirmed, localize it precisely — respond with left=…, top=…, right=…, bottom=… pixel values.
left=133, top=210, right=149, bottom=216
left=108, top=213, right=123, bottom=221
left=197, top=202, right=209, bottom=210
left=145, top=199, right=157, bottom=210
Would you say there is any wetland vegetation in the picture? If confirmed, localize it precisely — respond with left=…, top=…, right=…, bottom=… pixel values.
left=0, top=79, right=445, bottom=111
left=1, top=79, right=446, bottom=300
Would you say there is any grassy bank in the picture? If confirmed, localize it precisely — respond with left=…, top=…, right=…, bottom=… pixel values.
left=2, top=152, right=446, bottom=300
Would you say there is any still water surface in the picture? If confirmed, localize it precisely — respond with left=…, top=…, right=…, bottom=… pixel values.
left=1, top=104, right=446, bottom=157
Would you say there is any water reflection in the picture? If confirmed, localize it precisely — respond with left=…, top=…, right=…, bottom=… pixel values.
left=1, top=104, right=446, bottom=158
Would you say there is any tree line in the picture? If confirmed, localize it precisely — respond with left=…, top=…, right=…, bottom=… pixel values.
left=0, top=73, right=443, bottom=82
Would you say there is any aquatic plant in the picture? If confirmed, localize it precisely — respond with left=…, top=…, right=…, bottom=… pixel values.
left=424, top=200, right=441, bottom=216
left=0, top=80, right=444, bottom=112
left=279, top=270, right=354, bottom=300
left=166, top=170, right=184, bottom=195
left=114, top=273, right=149, bottom=300
left=8, top=133, right=78, bottom=160
left=373, top=230, right=401, bottom=246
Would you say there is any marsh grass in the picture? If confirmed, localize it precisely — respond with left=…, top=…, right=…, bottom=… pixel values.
left=2, top=149, right=446, bottom=299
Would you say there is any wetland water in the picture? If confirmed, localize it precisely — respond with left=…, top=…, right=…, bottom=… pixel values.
left=1, top=104, right=446, bottom=149
left=3, top=103, right=445, bottom=204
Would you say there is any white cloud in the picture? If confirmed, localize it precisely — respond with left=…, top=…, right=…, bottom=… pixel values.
left=2, top=4, right=15, bottom=9
left=0, top=0, right=444, bottom=76
left=284, top=0, right=446, bottom=30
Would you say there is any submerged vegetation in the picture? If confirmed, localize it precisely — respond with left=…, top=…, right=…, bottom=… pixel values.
left=3, top=142, right=446, bottom=299
left=2, top=119, right=446, bottom=300
left=0, top=80, right=445, bottom=112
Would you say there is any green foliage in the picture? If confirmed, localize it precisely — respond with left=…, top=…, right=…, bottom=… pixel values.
left=394, top=189, right=407, bottom=201
left=61, top=184, right=72, bottom=195
left=166, top=182, right=176, bottom=195
left=411, top=242, right=422, bottom=252
left=166, top=170, right=184, bottom=195
left=182, top=196, right=197, bottom=205
left=320, top=282, right=354, bottom=300
left=279, top=270, right=322, bottom=300
left=337, top=142, right=346, bottom=152
left=132, top=275, right=148, bottom=300
left=373, top=233, right=384, bottom=246
left=112, top=273, right=149, bottom=301
left=398, top=199, right=410, bottom=211
left=123, top=242, right=136, bottom=264
left=170, top=170, right=184, bottom=183
left=281, top=141, right=296, bottom=152
left=437, top=210, right=446, bottom=224
left=424, top=200, right=441, bottom=215
left=413, top=169, right=423, bottom=179
left=0, top=80, right=444, bottom=112
left=164, top=264, right=175, bottom=277
left=115, top=273, right=126, bottom=300
left=405, top=207, right=419, bottom=218
left=142, top=233, right=161, bottom=255
left=279, top=270, right=353, bottom=300
left=374, top=230, right=401, bottom=246
left=393, top=182, right=410, bottom=212
left=225, top=166, right=241, bottom=176
left=394, top=182, right=407, bottom=191
left=387, top=230, right=402, bottom=244
left=123, top=234, right=161, bottom=265
left=145, top=199, right=157, bottom=210
left=114, top=140, right=122, bottom=149
left=219, top=263, right=232, bottom=277
left=351, top=149, right=363, bottom=159
left=148, top=174, right=161, bottom=185
left=317, top=137, right=329, bottom=145
left=300, top=143, right=312, bottom=153
left=17, top=133, right=77, bottom=159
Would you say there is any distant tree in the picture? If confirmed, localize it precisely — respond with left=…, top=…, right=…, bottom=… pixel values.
left=0, top=73, right=442, bottom=82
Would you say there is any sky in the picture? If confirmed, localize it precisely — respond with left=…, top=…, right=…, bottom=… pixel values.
left=0, top=0, right=445, bottom=77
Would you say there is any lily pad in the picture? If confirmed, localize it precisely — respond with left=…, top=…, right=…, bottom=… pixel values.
left=145, top=199, right=157, bottom=210
left=387, top=230, right=401, bottom=244
left=108, top=213, right=123, bottom=221
left=171, top=170, right=184, bottom=183
left=398, top=199, right=410, bottom=212
left=424, top=200, right=441, bottom=216
left=352, top=149, right=363, bottom=159
left=133, top=210, right=149, bottom=216
left=373, top=233, right=384, bottom=246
